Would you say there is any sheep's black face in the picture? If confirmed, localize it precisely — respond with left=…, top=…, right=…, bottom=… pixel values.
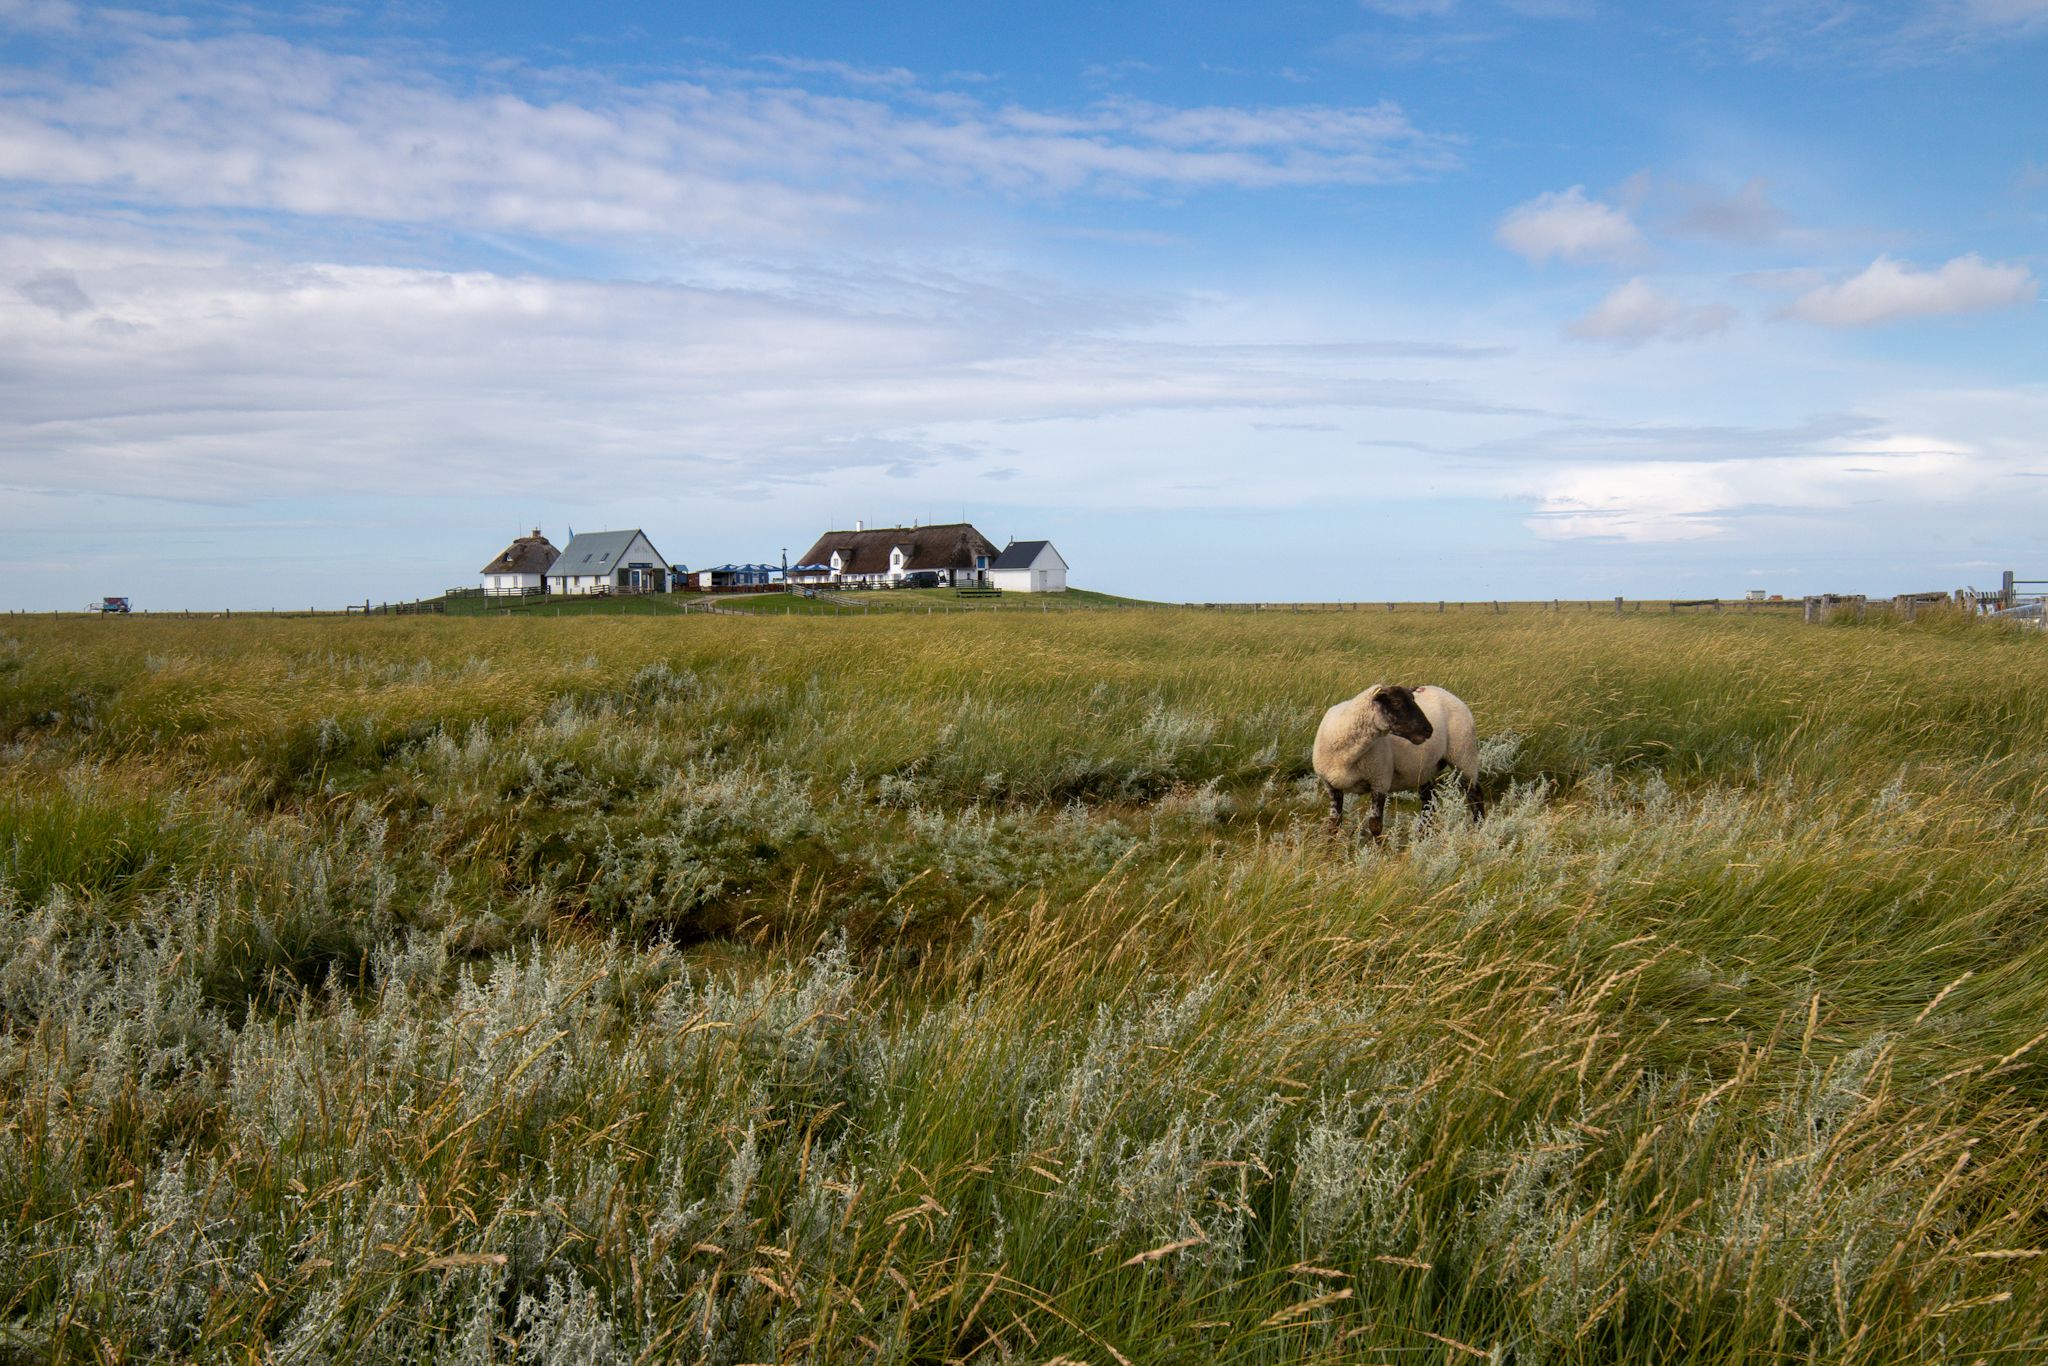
left=1375, top=686, right=1434, bottom=745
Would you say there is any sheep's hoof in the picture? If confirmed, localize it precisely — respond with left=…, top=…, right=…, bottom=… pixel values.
left=1366, top=817, right=1385, bottom=842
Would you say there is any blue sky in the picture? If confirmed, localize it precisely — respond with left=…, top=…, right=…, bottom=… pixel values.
left=1, top=0, right=2043, bottom=607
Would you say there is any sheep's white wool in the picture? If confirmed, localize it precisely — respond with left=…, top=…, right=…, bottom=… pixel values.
left=1312, top=684, right=1480, bottom=831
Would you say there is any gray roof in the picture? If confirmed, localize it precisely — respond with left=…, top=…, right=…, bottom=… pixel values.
left=991, top=539, right=1054, bottom=570
left=545, top=529, right=667, bottom=578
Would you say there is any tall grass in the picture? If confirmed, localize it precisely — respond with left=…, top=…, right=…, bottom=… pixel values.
left=1, top=609, right=2044, bottom=1361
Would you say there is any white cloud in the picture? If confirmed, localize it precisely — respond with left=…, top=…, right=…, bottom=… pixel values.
left=1526, top=463, right=1736, bottom=542
left=1787, top=254, right=2037, bottom=327
left=1526, top=444, right=1975, bottom=542
left=1568, top=278, right=1734, bottom=344
left=1495, top=186, right=1643, bottom=264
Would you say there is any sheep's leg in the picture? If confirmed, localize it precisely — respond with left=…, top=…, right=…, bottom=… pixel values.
left=1325, top=783, right=1344, bottom=834
left=1417, top=771, right=1440, bottom=831
left=1367, top=792, right=1387, bottom=842
left=1465, top=777, right=1486, bottom=821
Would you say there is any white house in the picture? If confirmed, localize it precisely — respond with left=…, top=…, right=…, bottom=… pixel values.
left=988, top=539, right=1068, bottom=593
left=480, top=528, right=559, bottom=596
left=545, top=529, right=673, bottom=596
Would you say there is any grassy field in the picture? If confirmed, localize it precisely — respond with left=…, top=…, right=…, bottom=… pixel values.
left=1, top=607, right=2045, bottom=1362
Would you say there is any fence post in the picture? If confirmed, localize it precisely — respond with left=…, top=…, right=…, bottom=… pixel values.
left=1614, top=597, right=1623, bottom=617
left=1437, top=600, right=1444, bottom=614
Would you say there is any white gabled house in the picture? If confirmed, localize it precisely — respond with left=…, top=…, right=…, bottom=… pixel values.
left=988, top=539, right=1069, bottom=593
left=480, top=528, right=559, bottom=596
left=545, top=529, right=673, bottom=596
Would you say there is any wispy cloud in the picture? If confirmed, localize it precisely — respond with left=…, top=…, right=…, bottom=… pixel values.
left=1567, top=278, right=1734, bottom=344
left=0, top=22, right=1459, bottom=251
left=1787, top=254, right=2037, bottom=326
left=755, top=55, right=921, bottom=89
left=1464, top=412, right=1881, bottom=464
left=1727, top=0, right=2048, bottom=63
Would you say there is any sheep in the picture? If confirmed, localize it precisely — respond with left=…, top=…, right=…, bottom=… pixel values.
left=1313, top=683, right=1484, bottom=840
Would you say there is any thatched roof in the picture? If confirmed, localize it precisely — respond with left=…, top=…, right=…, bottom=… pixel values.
left=480, top=529, right=559, bottom=576
left=794, top=523, right=999, bottom=576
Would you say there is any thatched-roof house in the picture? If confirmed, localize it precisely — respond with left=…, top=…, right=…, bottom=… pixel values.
left=792, top=522, right=1000, bottom=587
left=480, top=529, right=559, bottom=596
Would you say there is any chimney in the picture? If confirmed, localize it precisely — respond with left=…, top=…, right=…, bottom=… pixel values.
left=855, top=519, right=864, bottom=532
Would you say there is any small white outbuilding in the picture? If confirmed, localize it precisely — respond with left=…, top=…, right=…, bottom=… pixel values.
left=988, top=539, right=1068, bottom=593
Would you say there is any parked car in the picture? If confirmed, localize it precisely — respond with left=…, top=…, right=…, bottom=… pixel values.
left=903, top=571, right=942, bottom=589
left=98, top=597, right=131, bottom=614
